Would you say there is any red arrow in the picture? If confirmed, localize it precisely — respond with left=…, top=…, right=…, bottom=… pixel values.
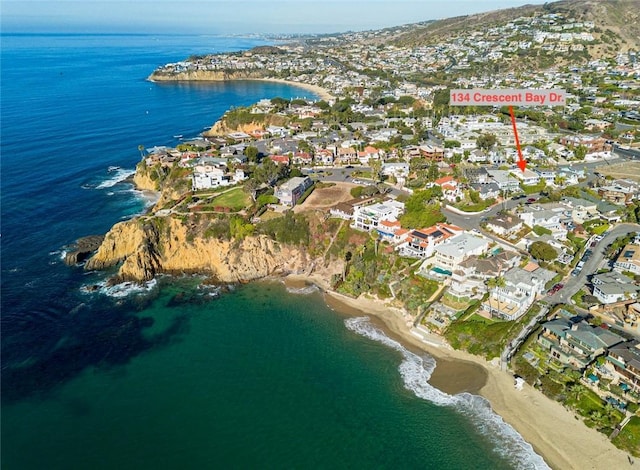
left=509, top=105, right=527, bottom=173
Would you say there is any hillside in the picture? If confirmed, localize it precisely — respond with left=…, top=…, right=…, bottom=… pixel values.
left=389, top=0, right=639, bottom=56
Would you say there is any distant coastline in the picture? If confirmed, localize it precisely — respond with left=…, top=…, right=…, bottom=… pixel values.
left=147, top=70, right=334, bottom=101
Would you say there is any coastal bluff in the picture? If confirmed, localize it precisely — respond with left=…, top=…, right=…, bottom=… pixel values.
left=147, top=70, right=268, bottom=82
left=84, top=216, right=312, bottom=283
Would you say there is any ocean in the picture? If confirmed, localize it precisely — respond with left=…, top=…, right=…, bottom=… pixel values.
left=0, top=34, right=547, bottom=469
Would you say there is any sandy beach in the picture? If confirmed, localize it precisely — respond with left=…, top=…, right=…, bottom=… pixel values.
left=284, top=274, right=634, bottom=470
left=254, top=77, right=335, bottom=101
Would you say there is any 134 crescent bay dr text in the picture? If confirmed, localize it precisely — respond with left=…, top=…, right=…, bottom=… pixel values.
left=450, top=89, right=566, bottom=106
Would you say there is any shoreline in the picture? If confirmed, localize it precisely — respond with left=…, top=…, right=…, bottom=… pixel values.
left=283, top=273, right=634, bottom=470
left=252, top=77, right=334, bottom=101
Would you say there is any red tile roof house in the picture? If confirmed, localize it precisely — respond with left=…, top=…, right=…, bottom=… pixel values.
left=292, top=152, right=313, bottom=165
left=269, top=155, right=290, bottom=165
left=396, top=223, right=463, bottom=259
left=357, top=146, right=382, bottom=164
left=432, top=176, right=462, bottom=202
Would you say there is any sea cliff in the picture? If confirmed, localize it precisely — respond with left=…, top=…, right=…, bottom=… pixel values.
left=148, top=70, right=268, bottom=82
left=85, top=216, right=313, bottom=283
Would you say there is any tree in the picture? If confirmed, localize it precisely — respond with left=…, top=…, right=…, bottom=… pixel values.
left=427, top=162, right=439, bottom=181
left=529, top=241, right=557, bottom=262
left=243, top=178, right=260, bottom=202
left=245, top=146, right=259, bottom=163
left=573, top=145, right=588, bottom=160
left=477, top=133, right=497, bottom=151
left=370, top=159, right=382, bottom=183
left=138, top=144, right=146, bottom=158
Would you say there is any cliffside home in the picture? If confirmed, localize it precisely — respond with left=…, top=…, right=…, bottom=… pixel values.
left=351, top=200, right=405, bottom=232
left=482, top=265, right=554, bottom=321
left=275, top=176, right=313, bottom=207
left=398, top=223, right=463, bottom=259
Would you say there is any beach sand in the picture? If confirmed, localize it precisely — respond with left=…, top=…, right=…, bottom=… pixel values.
left=284, top=274, right=635, bottom=470
left=254, top=78, right=335, bottom=101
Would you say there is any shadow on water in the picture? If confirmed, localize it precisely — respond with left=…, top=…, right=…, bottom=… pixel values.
left=0, top=291, right=192, bottom=406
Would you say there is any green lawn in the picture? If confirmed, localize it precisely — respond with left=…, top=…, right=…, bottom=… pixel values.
left=613, top=416, right=640, bottom=457
left=209, top=188, right=250, bottom=212
left=591, top=223, right=610, bottom=235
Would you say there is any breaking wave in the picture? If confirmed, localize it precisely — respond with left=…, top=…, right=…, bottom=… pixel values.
left=95, top=168, right=136, bottom=189
left=285, top=284, right=320, bottom=295
left=81, top=279, right=158, bottom=298
left=344, top=316, right=550, bottom=470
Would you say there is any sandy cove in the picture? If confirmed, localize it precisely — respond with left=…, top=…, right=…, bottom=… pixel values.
left=284, top=274, right=634, bottom=470
left=253, top=78, right=335, bottom=101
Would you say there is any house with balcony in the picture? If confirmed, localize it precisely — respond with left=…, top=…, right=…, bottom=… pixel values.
left=274, top=176, right=313, bottom=207
left=397, top=223, right=463, bottom=259
left=192, top=168, right=230, bottom=190
left=486, top=169, right=521, bottom=192
left=518, top=207, right=567, bottom=240
left=538, top=316, right=624, bottom=370
left=482, top=265, right=554, bottom=321
left=351, top=200, right=405, bottom=232
left=605, top=340, right=640, bottom=394
left=512, top=168, right=541, bottom=186
left=431, top=232, right=490, bottom=272
left=449, top=251, right=520, bottom=299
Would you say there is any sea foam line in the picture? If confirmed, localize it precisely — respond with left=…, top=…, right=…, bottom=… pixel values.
left=81, top=278, right=158, bottom=298
left=344, top=316, right=550, bottom=470
left=286, top=284, right=320, bottom=295
left=95, top=168, right=136, bottom=189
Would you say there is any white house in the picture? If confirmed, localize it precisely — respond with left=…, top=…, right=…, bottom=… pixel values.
left=351, top=200, right=405, bottom=232
left=192, top=168, right=230, bottom=190
left=432, top=233, right=490, bottom=272
left=483, top=265, right=554, bottom=320
left=592, top=271, right=640, bottom=304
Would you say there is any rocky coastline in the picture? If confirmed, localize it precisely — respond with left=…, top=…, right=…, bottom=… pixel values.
left=84, top=215, right=316, bottom=284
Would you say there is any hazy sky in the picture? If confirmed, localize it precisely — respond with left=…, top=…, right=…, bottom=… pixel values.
left=2, top=0, right=550, bottom=34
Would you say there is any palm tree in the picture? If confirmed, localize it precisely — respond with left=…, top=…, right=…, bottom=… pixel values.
left=138, top=144, right=146, bottom=158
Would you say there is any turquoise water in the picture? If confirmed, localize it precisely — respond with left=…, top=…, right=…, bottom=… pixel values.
left=2, top=280, right=516, bottom=469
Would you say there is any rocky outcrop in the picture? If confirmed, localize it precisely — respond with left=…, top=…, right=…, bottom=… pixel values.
left=148, top=70, right=268, bottom=82
left=85, top=216, right=312, bottom=283
left=64, top=235, right=105, bottom=265
left=132, top=170, right=158, bottom=192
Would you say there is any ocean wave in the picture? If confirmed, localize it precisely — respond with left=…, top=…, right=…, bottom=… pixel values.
left=344, top=316, right=550, bottom=470
left=95, top=168, right=136, bottom=189
left=81, top=278, right=158, bottom=298
left=285, top=284, right=319, bottom=295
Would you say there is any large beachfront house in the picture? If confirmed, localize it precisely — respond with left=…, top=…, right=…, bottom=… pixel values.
left=538, top=315, right=625, bottom=370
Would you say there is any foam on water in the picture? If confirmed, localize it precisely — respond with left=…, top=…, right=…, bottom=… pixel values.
left=95, top=168, right=136, bottom=189
left=345, top=316, right=550, bottom=470
left=81, top=279, right=158, bottom=298
left=286, top=284, right=320, bottom=295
